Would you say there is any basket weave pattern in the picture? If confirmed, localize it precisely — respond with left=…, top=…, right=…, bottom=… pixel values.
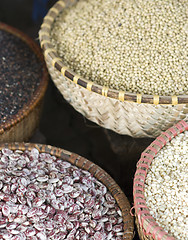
left=133, top=120, right=188, bottom=240
left=0, top=23, right=49, bottom=143
left=0, top=102, right=42, bottom=143
left=46, top=60, right=188, bottom=138
left=39, top=0, right=188, bottom=138
left=0, top=142, right=134, bottom=239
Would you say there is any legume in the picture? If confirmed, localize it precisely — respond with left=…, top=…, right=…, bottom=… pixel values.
left=0, top=148, right=123, bottom=239
left=0, top=29, right=42, bottom=125
left=145, top=131, right=188, bottom=240
left=51, top=0, right=188, bottom=96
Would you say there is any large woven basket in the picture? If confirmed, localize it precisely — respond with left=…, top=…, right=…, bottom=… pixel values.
left=39, top=0, right=188, bottom=138
left=0, top=142, right=134, bottom=239
left=133, top=120, right=188, bottom=240
left=0, top=23, right=49, bottom=143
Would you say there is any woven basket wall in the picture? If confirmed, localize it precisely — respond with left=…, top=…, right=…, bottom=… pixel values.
left=133, top=120, right=188, bottom=240
left=39, top=0, right=188, bottom=138
left=0, top=23, right=49, bottom=143
left=0, top=142, right=134, bottom=239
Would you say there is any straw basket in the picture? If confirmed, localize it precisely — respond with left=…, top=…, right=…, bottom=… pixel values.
left=133, top=120, right=188, bottom=240
left=39, top=0, right=188, bottom=138
left=0, top=142, right=134, bottom=239
left=0, top=23, right=49, bottom=143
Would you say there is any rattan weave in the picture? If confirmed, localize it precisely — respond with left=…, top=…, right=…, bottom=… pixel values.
left=0, top=142, right=134, bottom=239
left=133, top=120, right=188, bottom=240
left=39, top=0, right=188, bottom=138
left=0, top=23, right=49, bottom=143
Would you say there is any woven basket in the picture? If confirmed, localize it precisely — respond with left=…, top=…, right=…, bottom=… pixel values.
left=133, top=120, right=188, bottom=240
left=0, top=22, right=49, bottom=143
left=0, top=142, right=134, bottom=239
left=39, top=0, right=188, bottom=138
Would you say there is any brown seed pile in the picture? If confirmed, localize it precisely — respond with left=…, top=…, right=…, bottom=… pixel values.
left=0, top=148, right=123, bottom=240
left=51, top=0, right=188, bottom=96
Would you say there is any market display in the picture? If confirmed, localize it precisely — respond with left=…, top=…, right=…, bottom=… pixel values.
left=0, top=147, right=124, bottom=240
left=144, top=131, right=188, bottom=240
left=0, top=29, right=42, bottom=124
left=51, top=0, right=188, bottom=95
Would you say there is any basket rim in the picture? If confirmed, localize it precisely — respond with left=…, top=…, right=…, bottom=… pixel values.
left=0, top=142, right=134, bottom=239
left=39, top=0, right=188, bottom=105
left=0, top=22, right=49, bottom=134
left=133, top=120, right=188, bottom=240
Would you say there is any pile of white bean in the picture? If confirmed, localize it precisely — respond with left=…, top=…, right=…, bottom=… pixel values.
left=0, top=148, right=124, bottom=240
left=144, top=131, right=188, bottom=240
left=51, top=0, right=188, bottom=96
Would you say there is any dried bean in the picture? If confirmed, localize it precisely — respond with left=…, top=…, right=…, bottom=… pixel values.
left=94, top=231, right=104, bottom=240
left=0, top=148, right=124, bottom=239
left=105, top=222, right=112, bottom=231
left=36, top=232, right=47, bottom=240
left=6, top=222, right=18, bottom=230
left=113, top=224, right=123, bottom=232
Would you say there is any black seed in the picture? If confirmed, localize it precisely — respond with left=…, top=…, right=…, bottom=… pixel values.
left=0, top=29, right=42, bottom=125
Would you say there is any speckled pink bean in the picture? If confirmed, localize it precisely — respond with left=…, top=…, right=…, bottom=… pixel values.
left=25, top=228, right=37, bottom=237
left=6, top=222, right=18, bottom=230
left=36, top=232, right=47, bottom=240
left=94, top=231, right=104, bottom=240
left=27, top=237, right=37, bottom=240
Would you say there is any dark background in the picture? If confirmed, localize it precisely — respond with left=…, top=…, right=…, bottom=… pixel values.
left=0, top=1, right=154, bottom=239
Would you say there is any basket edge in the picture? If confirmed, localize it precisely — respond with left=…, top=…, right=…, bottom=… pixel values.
left=39, top=0, right=188, bottom=105
left=132, top=120, right=188, bottom=240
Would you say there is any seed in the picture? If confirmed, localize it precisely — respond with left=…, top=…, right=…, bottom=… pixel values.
left=6, top=222, right=18, bottom=230
left=2, top=205, right=10, bottom=217
left=104, top=222, right=112, bottom=231
left=33, top=223, right=45, bottom=231
left=0, top=29, right=42, bottom=125
left=69, top=190, right=81, bottom=198
left=113, top=224, right=123, bottom=232
left=61, top=184, right=74, bottom=193
left=92, top=209, right=102, bottom=220
left=36, top=232, right=47, bottom=240
left=48, top=178, right=59, bottom=184
left=2, top=231, right=13, bottom=239
left=13, top=215, right=27, bottom=224
left=9, top=154, right=20, bottom=161
left=94, top=231, right=104, bottom=240
left=51, top=0, right=188, bottom=96
left=10, top=235, right=22, bottom=240
left=144, top=131, right=188, bottom=240
left=25, top=228, right=37, bottom=237
left=2, top=149, right=13, bottom=156
left=32, top=197, right=45, bottom=207
left=18, top=205, right=29, bottom=215
left=0, top=218, right=7, bottom=228
left=0, top=148, right=124, bottom=239
left=36, top=176, right=49, bottom=182
left=95, top=222, right=104, bottom=231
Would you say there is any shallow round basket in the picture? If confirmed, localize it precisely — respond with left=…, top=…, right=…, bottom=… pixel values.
left=0, top=22, right=49, bottom=143
left=0, top=142, right=134, bottom=239
left=133, top=120, right=188, bottom=240
left=39, top=0, right=188, bottom=138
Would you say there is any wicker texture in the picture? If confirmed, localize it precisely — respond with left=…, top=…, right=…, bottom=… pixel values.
left=0, top=142, right=134, bottom=239
left=39, top=0, right=188, bottom=138
left=133, top=120, right=188, bottom=240
left=0, top=23, right=49, bottom=143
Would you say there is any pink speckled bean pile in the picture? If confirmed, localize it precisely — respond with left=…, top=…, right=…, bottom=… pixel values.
left=0, top=148, right=123, bottom=240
